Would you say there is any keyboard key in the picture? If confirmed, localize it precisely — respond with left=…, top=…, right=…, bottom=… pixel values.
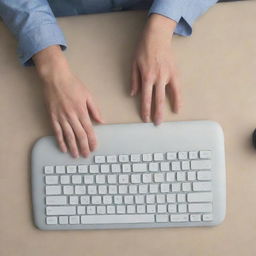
left=107, top=155, right=117, bottom=163
left=154, top=173, right=164, bottom=183
left=131, top=154, right=141, bottom=162
left=89, top=165, right=99, bottom=173
left=135, top=195, right=144, bottom=204
left=138, top=184, right=148, bottom=193
left=146, top=195, right=155, bottom=204
left=171, top=161, right=181, bottom=171
left=178, top=152, right=188, bottom=160
left=197, top=171, right=212, bottom=181
left=122, top=164, right=131, bottom=173
left=98, top=185, right=107, bottom=194
left=177, top=194, right=186, bottom=203
left=91, top=196, right=102, bottom=204
left=172, top=183, right=181, bottom=192
left=81, top=214, right=155, bottom=224
left=119, top=174, right=129, bottom=184
left=59, top=216, right=68, bottom=224
left=46, top=206, right=76, bottom=216
left=96, top=175, right=106, bottom=184
left=97, top=206, right=106, bottom=214
left=107, top=205, right=116, bottom=214
left=190, top=214, right=201, bottom=222
left=149, top=162, right=159, bottom=172
left=46, top=216, right=58, bottom=225
left=181, top=161, right=190, bottom=170
left=177, top=172, right=185, bottom=181
left=46, top=185, right=61, bottom=195
left=137, top=205, right=146, bottom=213
left=108, top=185, right=117, bottom=194
left=166, top=152, right=176, bottom=160
left=199, top=151, right=212, bottom=159
left=160, top=183, right=170, bottom=193
left=67, top=165, right=76, bottom=174
left=72, top=175, right=82, bottom=184
left=191, top=160, right=211, bottom=170
left=87, top=185, right=97, bottom=195
left=146, top=205, right=156, bottom=213
left=154, top=153, right=164, bottom=161
left=74, top=185, right=86, bottom=195
left=178, top=204, right=187, bottom=213
left=170, top=214, right=189, bottom=222
left=80, top=196, right=90, bottom=204
left=149, top=184, right=158, bottom=193
left=87, top=206, right=96, bottom=214
left=142, top=173, right=152, bottom=183
left=187, top=192, right=213, bottom=202
left=46, top=196, right=67, bottom=205
left=156, top=194, right=165, bottom=203
left=166, top=172, right=175, bottom=182
left=69, top=216, right=80, bottom=224
left=133, top=163, right=147, bottom=172
left=63, top=186, right=73, bottom=195
left=156, top=214, right=169, bottom=222
left=111, top=164, right=121, bottom=173
left=188, top=203, right=212, bottom=213
left=157, top=204, right=167, bottom=213
left=117, top=205, right=126, bottom=214
left=189, top=151, right=198, bottom=159
left=182, top=182, right=192, bottom=192
left=160, top=162, right=170, bottom=171
left=95, top=155, right=105, bottom=163
left=119, top=185, right=128, bottom=194
left=142, top=153, right=152, bottom=162
left=131, top=174, right=141, bottom=183
left=168, top=204, right=177, bottom=213
left=78, top=165, right=88, bottom=173
left=55, top=166, right=65, bottom=174
left=84, top=175, right=94, bottom=184
left=166, top=194, right=176, bottom=203
left=77, top=206, right=86, bottom=215
left=44, top=166, right=54, bottom=174
left=187, top=171, right=196, bottom=181
left=69, top=196, right=79, bottom=205
left=129, top=185, right=138, bottom=194
left=202, top=214, right=213, bottom=221
left=45, top=175, right=58, bottom=185
left=103, top=195, right=112, bottom=204
left=60, top=175, right=70, bottom=184
left=119, top=154, right=129, bottom=163
left=193, top=182, right=212, bottom=191
left=108, top=174, right=117, bottom=184
left=100, top=164, right=110, bottom=173
left=114, top=195, right=123, bottom=204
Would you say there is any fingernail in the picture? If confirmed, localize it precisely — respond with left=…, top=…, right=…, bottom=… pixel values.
left=144, top=116, right=150, bottom=123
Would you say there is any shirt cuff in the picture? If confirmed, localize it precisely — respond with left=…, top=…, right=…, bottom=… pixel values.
left=17, top=22, right=67, bottom=66
left=148, top=0, right=192, bottom=36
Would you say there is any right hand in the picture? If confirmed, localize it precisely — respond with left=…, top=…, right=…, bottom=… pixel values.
left=33, top=46, right=104, bottom=158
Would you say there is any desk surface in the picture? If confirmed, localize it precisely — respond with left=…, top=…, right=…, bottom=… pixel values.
left=1, top=1, right=256, bottom=256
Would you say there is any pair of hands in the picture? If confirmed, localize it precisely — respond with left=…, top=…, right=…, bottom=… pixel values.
left=33, top=14, right=182, bottom=158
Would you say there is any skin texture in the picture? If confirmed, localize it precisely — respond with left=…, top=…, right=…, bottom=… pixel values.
left=32, top=14, right=182, bottom=158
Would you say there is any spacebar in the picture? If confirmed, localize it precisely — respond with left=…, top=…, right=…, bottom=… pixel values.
left=81, top=214, right=155, bottom=224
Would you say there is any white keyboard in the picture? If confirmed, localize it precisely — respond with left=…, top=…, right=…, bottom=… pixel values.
left=31, top=121, right=226, bottom=230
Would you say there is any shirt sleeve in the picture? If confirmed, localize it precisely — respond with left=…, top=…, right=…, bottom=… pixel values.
left=0, top=0, right=67, bottom=66
left=148, top=0, right=218, bottom=36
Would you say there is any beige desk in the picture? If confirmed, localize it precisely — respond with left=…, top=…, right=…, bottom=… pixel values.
left=1, top=1, right=256, bottom=255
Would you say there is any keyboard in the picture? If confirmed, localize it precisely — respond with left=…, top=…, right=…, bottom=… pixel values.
left=31, top=121, right=226, bottom=230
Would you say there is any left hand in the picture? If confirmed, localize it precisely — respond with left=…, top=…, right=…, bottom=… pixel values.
left=131, top=14, right=182, bottom=125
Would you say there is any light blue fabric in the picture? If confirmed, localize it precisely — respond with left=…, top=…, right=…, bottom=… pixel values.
left=0, top=0, right=218, bottom=66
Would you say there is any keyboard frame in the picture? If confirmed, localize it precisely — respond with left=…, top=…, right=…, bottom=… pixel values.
left=31, top=121, right=226, bottom=230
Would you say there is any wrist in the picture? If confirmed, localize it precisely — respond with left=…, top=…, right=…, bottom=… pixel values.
left=33, top=45, right=71, bottom=86
left=146, top=13, right=177, bottom=36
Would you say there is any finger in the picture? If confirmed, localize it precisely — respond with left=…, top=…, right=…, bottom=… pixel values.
left=52, top=120, right=67, bottom=153
left=87, top=97, right=104, bottom=124
left=79, top=112, right=97, bottom=152
left=130, top=63, right=140, bottom=96
left=167, top=77, right=182, bottom=113
left=154, top=83, right=166, bottom=125
left=61, top=120, right=79, bottom=158
left=69, top=117, right=90, bottom=158
left=141, top=81, right=153, bottom=122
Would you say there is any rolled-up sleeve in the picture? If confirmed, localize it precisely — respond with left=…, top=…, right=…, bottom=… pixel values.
left=149, top=0, right=218, bottom=36
left=0, top=0, right=67, bottom=66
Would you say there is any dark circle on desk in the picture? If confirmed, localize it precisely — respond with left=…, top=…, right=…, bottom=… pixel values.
left=252, top=129, right=256, bottom=149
